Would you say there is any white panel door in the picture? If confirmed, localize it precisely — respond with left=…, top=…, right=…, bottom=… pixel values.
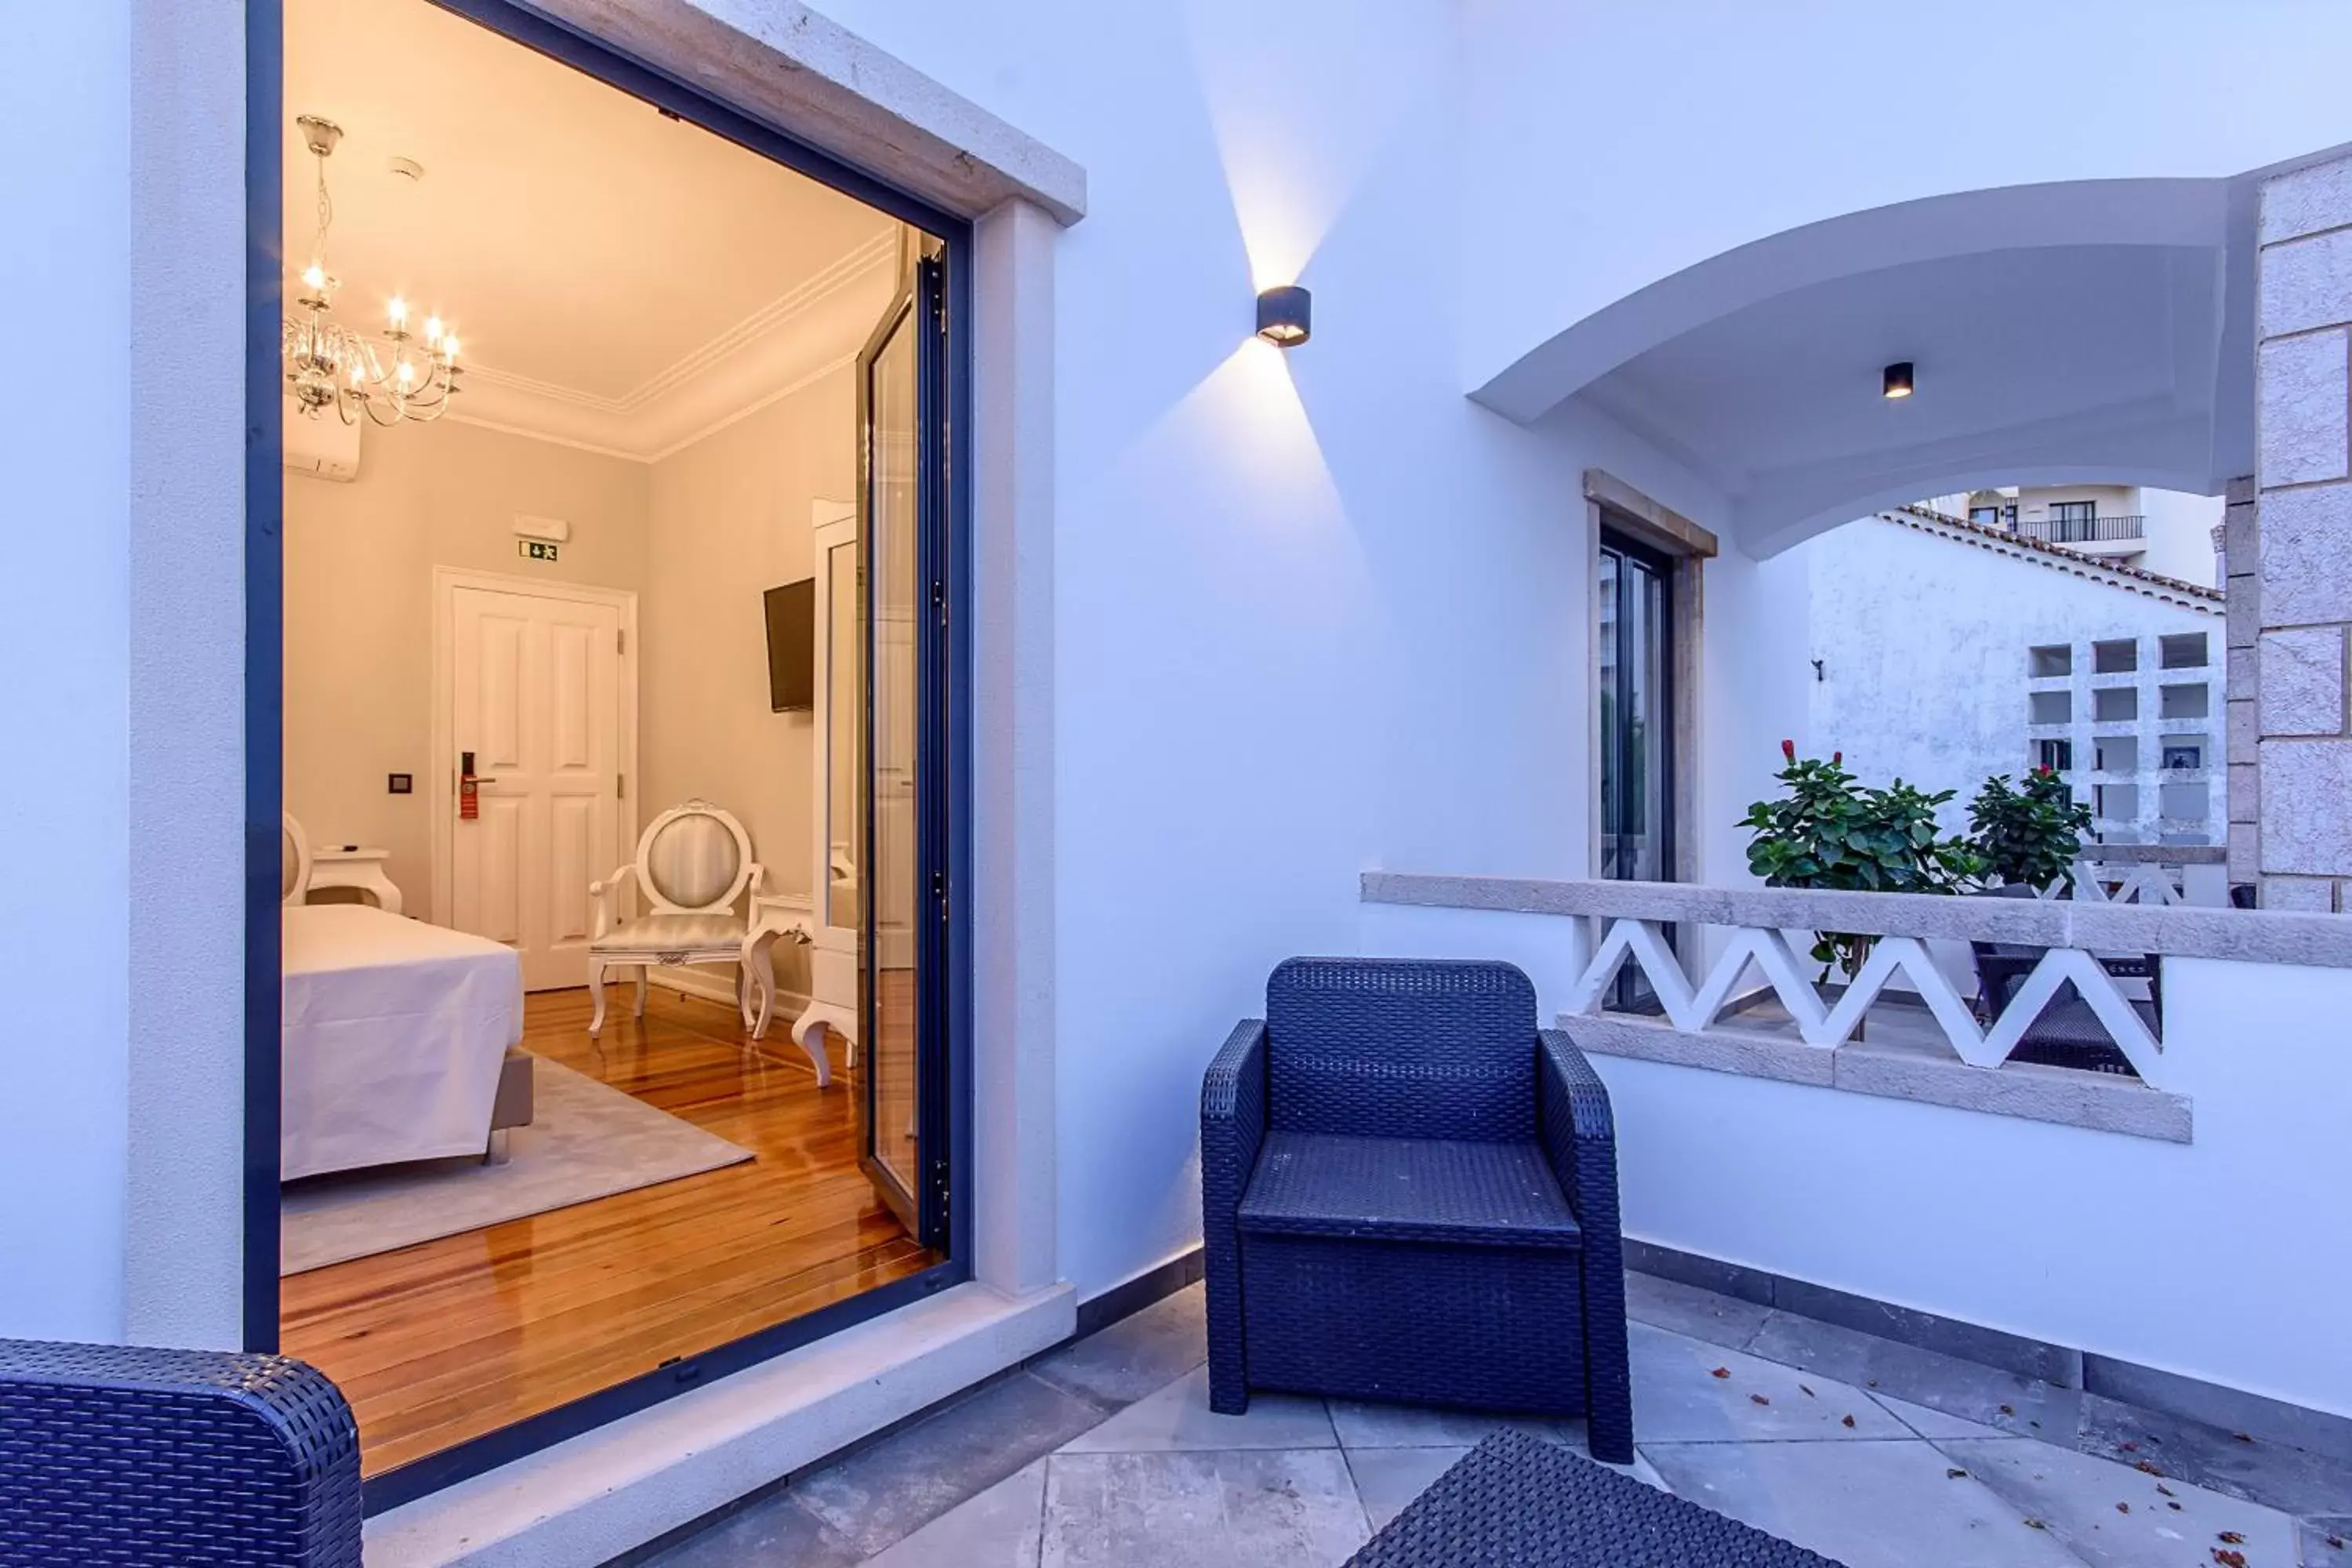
left=450, top=586, right=622, bottom=990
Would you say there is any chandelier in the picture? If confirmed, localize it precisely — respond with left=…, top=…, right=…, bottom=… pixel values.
left=282, top=115, right=463, bottom=426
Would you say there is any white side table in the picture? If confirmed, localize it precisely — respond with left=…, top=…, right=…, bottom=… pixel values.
left=307, top=847, right=403, bottom=915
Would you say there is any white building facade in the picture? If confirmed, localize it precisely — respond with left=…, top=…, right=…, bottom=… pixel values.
left=9, top=0, right=2352, bottom=1560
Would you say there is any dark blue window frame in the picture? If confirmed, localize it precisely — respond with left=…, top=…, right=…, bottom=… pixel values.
left=245, top=0, right=976, bottom=1513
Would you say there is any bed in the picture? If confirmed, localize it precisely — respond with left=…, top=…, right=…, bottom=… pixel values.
left=281, top=817, right=525, bottom=1181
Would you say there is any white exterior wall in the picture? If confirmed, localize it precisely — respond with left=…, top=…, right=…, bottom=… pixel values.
left=1460, top=2, right=2352, bottom=395
left=1795, top=518, right=2224, bottom=840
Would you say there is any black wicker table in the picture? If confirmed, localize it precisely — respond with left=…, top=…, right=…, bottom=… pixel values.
left=1347, top=1429, right=1846, bottom=1567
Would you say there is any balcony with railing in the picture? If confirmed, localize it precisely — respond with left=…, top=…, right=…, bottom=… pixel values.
left=2014, top=512, right=2146, bottom=549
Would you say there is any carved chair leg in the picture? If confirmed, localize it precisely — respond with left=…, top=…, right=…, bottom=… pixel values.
left=634, top=967, right=649, bottom=1018
left=588, top=959, right=608, bottom=1036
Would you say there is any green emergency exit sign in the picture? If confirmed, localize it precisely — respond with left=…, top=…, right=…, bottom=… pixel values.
left=519, top=539, right=560, bottom=563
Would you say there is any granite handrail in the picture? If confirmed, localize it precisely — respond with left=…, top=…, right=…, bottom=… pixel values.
left=1359, top=872, right=2352, bottom=968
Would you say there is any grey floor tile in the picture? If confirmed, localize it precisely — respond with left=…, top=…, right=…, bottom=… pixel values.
left=1029, top=1285, right=1207, bottom=1409
left=2303, top=1516, right=2352, bottom=1566
left=1058, top=1365, right=1336, bottom=1453
left=1941, top=1436, right=2299, bottom=1568
left=864, top=1461, right=1046, bottom=1568
left=638, top=1494, right=862, bottom=1568
left=1342, top=1445, right=1467, bottom=1530
left=793, top=1373, right=1109, bottom=1556
left=1040, top=1449, right=1369, bottom=1568
left=1327, top=1399, right=1567, bottom=1450
left=2076, top=1392, right=2352, bottom=1519
left=1624, top=1270, right=1776, bottom=1351
left=1747, top=1308, right=2083, bottom=1440
left=1628, top=1322, right=1910, bottom=1444
left=1642, top=1437, right=2085, bottom=1568
left=1867, top=1389, right=2023, bottom=1442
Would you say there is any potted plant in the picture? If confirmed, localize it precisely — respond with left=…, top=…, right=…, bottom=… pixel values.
left=1740, top=742, right=1982, bottom=993
left=1966, top=768, right=2093, bottom=894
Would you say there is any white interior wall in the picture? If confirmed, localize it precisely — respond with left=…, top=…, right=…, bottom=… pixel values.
left=284, top=421, right=652, bottom=909
left=641, top=368, right=853, bottom=916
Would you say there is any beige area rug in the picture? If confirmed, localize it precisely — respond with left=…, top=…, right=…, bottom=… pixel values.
left=281, top=1055, right=753, bottom=1275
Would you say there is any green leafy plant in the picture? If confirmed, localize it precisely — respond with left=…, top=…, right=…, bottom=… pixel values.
left=1740, top=741, right=1983, bottom=978
left=1966, top=768, right=2093, bottom=893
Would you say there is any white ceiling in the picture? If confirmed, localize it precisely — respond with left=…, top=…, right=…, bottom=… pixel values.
left=285, top=0, right=902, bottom=457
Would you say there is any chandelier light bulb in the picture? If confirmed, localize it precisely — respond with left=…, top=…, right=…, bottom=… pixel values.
left=442, top=334, right=460, bottom=359
left=424, top=316, right=444, bottom=344
left=301, top=263, right=327, bottom=291
left=387, top=296, right=408, bottom=328
left=396, top=361, right=416, bottom=387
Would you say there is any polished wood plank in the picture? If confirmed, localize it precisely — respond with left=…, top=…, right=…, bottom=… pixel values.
left=281, top=985, right=934, bottom=1478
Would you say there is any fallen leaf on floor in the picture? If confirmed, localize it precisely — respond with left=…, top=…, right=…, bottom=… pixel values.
left=2212, top=1550, right=2246, bottom=1568
left=1710, top=1367, right=1730, bottom=1379
left=2155, top=1483, right=2175, bottom=1497
left=2121, top=1440, right=2140, bottom=1452
left=2115, top=1502, right=2130, bottom=1514
left=1750, top=1394, right=1769, bottom=1406
left=2169, top=1501, right=2183, bottom=1512
left=1946, top=1468, right=1968, bottom=1479
left=1841, top=1414, right=1857, bottom=1428
left=2217, top=1533, right=2245, bottom=1545
left=1999, top=1403, right=2016, bottom=1416
left=1799, top=1385, right=1815, bottom=1398
left=2024, top=1518, right=2047, bottom=1530
left=2134, top=1460, right=2164, bottom=1476
left=1867, top=1379, right=1879, bottom=1388
left=2231, top=1432, right=2252, bottom=1444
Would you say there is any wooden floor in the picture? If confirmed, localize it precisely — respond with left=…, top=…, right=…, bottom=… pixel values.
left=281, top=985, right=934, bottom=1478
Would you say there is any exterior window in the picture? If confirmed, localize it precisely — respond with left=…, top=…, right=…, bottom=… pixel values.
left=2053, top=500, right=2096, bottom=524
left=2036, top=739, right=2074, bottom=772
left=2164, top=743, right=2203, bottom=771
left=1969, top=506, right=2001, bottom=528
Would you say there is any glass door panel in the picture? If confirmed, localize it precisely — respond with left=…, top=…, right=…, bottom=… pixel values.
left=857, top=238, right=946, bottom=1242
left=1598, top=531, right=1675, bottom=1009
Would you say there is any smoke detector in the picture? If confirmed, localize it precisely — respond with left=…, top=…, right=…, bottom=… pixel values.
left=387, top=155, right=425, bottom=183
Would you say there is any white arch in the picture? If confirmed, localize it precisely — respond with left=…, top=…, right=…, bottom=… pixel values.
left=1473, top=178, right=2237, bottom=426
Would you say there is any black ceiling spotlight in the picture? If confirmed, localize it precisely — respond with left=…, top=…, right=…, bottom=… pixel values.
left=1256, top=285, right=1312, bottom=347
left=1882, top=361, right=1915, bottom=400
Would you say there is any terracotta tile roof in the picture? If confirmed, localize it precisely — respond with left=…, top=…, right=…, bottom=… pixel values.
left=1882, top=505, right=2226, bottom=612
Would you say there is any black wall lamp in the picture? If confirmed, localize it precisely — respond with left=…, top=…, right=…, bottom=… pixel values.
left=1256, top=285, right=1312, bottom=347
left=1882, top=361, right=1915, bottom=399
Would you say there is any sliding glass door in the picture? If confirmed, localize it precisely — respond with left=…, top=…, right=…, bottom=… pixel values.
left=1598, top=528, right=1675, bottom=1008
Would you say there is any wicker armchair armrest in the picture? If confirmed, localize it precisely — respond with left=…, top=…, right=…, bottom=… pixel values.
left=1201, top=1018, right=1268, bottom=1414
left=1538, top=1025, right=1634, bottom=1462
left=1202, top=1019, right=1269, bottom=1218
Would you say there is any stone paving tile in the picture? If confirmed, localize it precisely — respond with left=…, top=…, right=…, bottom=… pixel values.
left=1642, top=1436, right=2085, bottom=1568
left=1867, top=1388, right=2023, bottom=1442
left=1327, top=1398, right=1570, bottom=1450
left=1747, top=1307, right=2085, bottom=1440
left=2302, top=1515, right=2352, bottom=1566
left=862, top=1461, right=1046, bottom=1568
left=637, top=1493, right=863, bottom=1568
left=1058, top=1365, right=1335, bottom=1453
left=1029, top=1284, right=1207, bottom=1410
left=1040, top=1450, right=1369, bottom=1568
left=1341, top=1445, right=1469, bottom=1531
left=792, top=1372, right=1108, bottom=1556
left=2075, top=1392, right=2352, bottom=1520
left=1624, top=1269, right=1776, bottom=1351
left=1940, top=1436, right=2299, bottom=1568
left=1629, top=1322, right=1911, bottom=1445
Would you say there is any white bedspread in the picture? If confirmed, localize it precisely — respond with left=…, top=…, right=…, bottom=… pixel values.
left=282, top=904, right=524, bottom=1181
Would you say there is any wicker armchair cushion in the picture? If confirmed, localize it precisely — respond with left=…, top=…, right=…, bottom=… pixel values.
left=1239, top=1132, right=1582, bottom=1248
left=1266, top=957, right=1540, bottom=1142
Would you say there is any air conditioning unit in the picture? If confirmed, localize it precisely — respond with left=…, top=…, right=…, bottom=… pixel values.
left=283, top=394, right=362, bottom=483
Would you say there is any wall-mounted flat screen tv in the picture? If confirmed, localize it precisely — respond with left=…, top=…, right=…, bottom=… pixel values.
left=764, top=579, right=814, bottom=712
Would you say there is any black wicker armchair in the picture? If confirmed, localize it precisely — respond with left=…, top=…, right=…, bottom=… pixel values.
left=0, top=1339, right=361, bottom=1565
left=1202, top=957, right=1634, bottom=1463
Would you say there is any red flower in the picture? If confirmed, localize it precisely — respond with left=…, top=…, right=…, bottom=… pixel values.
left=1781, top=739, right=1796, bottom=762
left=1832, top=751, right=1842, bottom=767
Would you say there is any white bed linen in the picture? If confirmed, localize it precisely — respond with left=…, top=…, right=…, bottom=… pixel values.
left=282, top=904, right=524, bottom=1181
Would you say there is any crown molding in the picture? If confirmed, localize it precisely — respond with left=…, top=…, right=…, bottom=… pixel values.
left=451, top=230, right=895, bottom=460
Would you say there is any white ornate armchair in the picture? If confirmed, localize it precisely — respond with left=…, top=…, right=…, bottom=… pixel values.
left=587, top=800, right=767, bottom=1038
left=282, top=811, right=313, bottom=907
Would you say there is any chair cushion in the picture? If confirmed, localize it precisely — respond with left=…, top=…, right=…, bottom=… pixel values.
left=1238, top=1132, right=1581, bottom=1249
left=592, top=912, right=744, bottom=953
